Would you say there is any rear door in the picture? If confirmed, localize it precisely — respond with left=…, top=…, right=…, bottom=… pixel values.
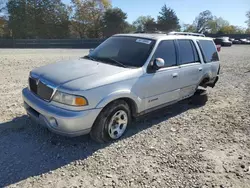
left=177, top=39, right=204, bottom=99
left=197, top=40, right=220, bottom=80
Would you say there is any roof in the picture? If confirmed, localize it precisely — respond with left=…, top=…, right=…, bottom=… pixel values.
left=114, top=33, right=213, bottom=41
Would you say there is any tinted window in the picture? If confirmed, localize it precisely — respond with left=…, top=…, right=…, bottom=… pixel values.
left=191, top=41, right=200, bottom=62
left=153, top=40, right=177, bottom=67
left=90, top=36, right=155, bottom=67
left=198, top=40, right=219, bottom=63
left=178, top=40, right=196, bottom=65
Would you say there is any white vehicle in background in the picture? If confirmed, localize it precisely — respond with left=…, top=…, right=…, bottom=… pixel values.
left=240, top=39, right=250, bottom=44
left=22, top=32, right=220, bottom=143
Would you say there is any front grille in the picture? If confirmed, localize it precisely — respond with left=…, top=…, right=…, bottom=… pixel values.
left=29, top=77, right=54, bottom=101
left=29, top=77, right=37, bottom=94
left=37, top=81, right=54, bottom=100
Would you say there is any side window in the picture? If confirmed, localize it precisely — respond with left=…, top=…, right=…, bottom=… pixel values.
left=198, top=40, right=219, bottom=63
left=190, top=41, right=200, bottom=62
left=153, top=40, right=177, bottom=67
left=178, top=40, right=196, bottom=65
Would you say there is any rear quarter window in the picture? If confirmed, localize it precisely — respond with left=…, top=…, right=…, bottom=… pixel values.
left=198, top=40, right=219, bottom=63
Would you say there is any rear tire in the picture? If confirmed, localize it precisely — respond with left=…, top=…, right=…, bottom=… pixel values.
left=90, top=100, right=131, bottom=143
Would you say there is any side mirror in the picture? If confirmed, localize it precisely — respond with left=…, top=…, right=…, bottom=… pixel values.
left=89, top=48, right=94, bottom=54
left=153, top=58, right=165, bottom=69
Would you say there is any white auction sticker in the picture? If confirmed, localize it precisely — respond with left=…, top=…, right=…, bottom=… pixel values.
left=136, top=39, right=152, bottom=44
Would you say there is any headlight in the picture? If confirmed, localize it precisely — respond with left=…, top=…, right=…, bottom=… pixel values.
left=52, top=91, right=88, bottom=106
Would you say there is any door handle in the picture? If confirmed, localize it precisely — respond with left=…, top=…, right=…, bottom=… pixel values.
left=198, top=68, right=203, bottom=71
left=172, top=73, right=178, bottom=78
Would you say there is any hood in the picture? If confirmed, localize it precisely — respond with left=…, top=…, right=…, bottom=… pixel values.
left=31, top=58, right=142, bottom=91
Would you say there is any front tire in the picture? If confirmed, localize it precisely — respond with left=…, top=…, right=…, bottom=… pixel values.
left=90, top=100, right=131, bottom=143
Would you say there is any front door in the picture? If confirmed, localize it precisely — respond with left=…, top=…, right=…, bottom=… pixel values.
left=135, top=40, right=181, bottom=110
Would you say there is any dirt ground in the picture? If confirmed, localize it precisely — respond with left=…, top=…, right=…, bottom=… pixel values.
left=0, top=46, right=250, bottom=188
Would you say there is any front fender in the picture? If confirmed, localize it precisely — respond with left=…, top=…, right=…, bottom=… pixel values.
left=95, top=89, right=142, bottom=111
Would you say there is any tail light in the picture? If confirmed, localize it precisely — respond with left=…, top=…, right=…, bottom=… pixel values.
left=216, top=45, right=221, bottom=52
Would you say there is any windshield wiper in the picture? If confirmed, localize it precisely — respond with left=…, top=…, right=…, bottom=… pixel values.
left=84, top=56, right=128, bottom=68
left=102, top=58, right=127, bottom=68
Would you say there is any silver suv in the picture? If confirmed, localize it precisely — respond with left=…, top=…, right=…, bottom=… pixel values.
left=22, top=32, right=220, bottom=143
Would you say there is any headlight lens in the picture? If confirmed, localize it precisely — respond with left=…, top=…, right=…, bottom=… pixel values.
left=52, top=91, right=88, bottom=106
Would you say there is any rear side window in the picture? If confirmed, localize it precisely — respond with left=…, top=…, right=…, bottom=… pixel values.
left=191, top=41, right=200, bottom=62
left=198, top=40, right=219, bottom=63
left=178, top=40, right=200, bottom=65
left=153, top=40, right=177, bottom=67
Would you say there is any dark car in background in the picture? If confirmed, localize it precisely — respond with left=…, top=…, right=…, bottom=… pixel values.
left=214, top=37, right=232, bottom=47
left=232, top=39, right=241, bottom=44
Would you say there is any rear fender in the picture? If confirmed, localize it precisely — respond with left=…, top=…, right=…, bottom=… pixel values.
left=198, top=73, right=212, bottom=88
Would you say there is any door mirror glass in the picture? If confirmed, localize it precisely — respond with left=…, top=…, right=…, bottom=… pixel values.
left=154, top=58, right=165, bottom=69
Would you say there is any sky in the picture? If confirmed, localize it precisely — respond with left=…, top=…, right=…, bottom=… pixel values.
left=63, top=0, right=249, bottom=28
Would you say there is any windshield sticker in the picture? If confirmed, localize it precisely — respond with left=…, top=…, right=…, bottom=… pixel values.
left=136, top=39, right=152, bottom=44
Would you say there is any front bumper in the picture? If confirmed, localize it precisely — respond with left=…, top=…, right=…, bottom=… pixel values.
left=22, top=88, right=102, bottom=137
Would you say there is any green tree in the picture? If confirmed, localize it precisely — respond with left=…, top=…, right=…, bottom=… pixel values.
left=7, top=0, right=70, bottom=39
left=34, top=0, right=70, bottom=38
left=157, top=5, right=180, bottom=32
left=193, top=10, right=213, bottom=33
left=0, top=0, right=8, bottom=38
left=217, top=25, right=234, bottom=34
left=71, top=0, right=111, bottom=38
left=234, top=26, right=246, bottom=34
left=101, top=8, right=127, bottom=37
left=207, top=17, right=230, bottom=33
left=133, top=15, right=155, bottom=32
left=124, top=22, right=136, bottom=33
left=145, top=19, right=157, bottom=32
left=246, top=28, right=250, bottom=34
left=0, top=0, right=6, bottom=14
left=0, top=16, right=7, bottom=37
left=217, top=25, right=245, bottom=34
left=182, top=24, right=196, bottom=32
left=7, top=0, right=27, bottom=38
left=246, top=10, right=250, bottom=28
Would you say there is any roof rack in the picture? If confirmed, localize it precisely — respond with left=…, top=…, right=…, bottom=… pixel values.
left=134, top=30, right=167, bottom=34
left=168, top=32, right=205, bottom=37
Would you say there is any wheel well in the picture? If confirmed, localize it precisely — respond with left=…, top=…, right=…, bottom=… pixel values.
left=121, top=98, right=137, bottom=117
left=103, top=98, right=138, bottom=117
left=199, top=77, right=210, bottom=87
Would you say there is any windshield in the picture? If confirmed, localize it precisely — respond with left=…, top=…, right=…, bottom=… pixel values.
left=88, top=36, right=155, bottom=68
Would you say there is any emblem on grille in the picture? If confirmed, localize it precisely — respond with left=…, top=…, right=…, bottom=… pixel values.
left=36, top=79, right=40, bottom=85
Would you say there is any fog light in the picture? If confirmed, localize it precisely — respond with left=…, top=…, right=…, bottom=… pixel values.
left=49, top=117, right=58, bottom=128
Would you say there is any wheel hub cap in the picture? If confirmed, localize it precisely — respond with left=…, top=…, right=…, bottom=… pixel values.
left=108, top=110, right=128, bottom=139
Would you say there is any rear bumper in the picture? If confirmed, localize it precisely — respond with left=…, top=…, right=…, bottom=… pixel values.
left=22, top=88, right=102, bottom=137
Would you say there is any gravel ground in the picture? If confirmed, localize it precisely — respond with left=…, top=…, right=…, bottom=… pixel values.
left=0, top=46, right=250, bottom=188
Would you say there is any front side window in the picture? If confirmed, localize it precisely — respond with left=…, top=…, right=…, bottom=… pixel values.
left=153, top=40, right=177, bottom=67
left=89, top=36, right=155, bottom=68
left=198, top=40, right=219, bottom=63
